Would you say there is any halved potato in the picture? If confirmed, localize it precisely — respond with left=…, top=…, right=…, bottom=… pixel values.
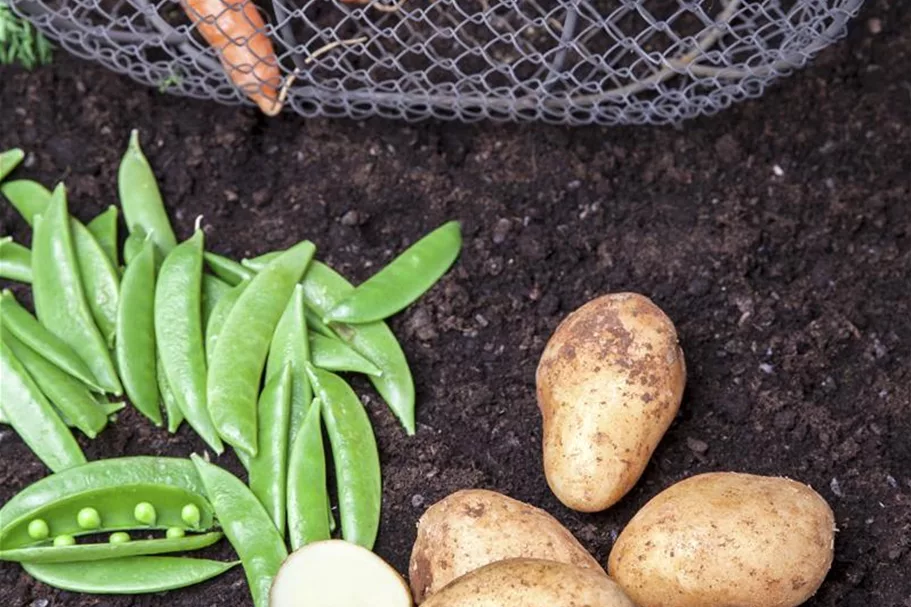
left=270, top=540, right=411, bottom=607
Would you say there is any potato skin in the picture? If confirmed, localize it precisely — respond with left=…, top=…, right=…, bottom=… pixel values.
left=422, top=559, right=636, bottom=607
left=537, top=292, right=685, bottom=512
left=409, top=489, right=602, bottom=603
left=608, top=472, right=836, bottom=607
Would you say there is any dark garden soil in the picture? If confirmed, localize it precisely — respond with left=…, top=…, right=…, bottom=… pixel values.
left=1, top=0, right=909, bottom=605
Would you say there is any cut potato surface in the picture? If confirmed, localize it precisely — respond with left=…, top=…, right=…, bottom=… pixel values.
left=270, top=540, right=411, bottom=607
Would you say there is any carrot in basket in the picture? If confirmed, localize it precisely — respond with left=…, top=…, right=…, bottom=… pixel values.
left=181, top=0, right=283, bottom=115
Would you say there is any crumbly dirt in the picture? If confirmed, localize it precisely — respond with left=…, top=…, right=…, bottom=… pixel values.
left=1, top=1, right=909, bottom=605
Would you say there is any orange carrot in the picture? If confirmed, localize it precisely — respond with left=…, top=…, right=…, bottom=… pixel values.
left=181, top=0, right=283, bottom=115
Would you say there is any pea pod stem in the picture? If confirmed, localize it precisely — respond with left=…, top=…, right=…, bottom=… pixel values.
left=0, top=338, right=86, bottom=473
left=118, top=130, right=178, bottom=255
left=23, top=556, right=238, bottom=594
left=207, top=241, right=315, bottom=455
left=325, top=220, right=462, bottom=324
left=30, top=186, right=121, bottom=394
left=0, top=531, right=223, bottom=563
left=155, top=230, right=223, bottom=453
left=192, top=455, right=287, bottom=607
left=305, top=364, right=382, bottom=550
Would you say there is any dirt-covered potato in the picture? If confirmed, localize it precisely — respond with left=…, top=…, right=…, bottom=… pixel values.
left=537, top=292, right=685, bottom=512
left=608, top=472, right=836, bottom=607
left=409, top=489, right=602, bottom=602
left=422, top=559, right=636, bottom=607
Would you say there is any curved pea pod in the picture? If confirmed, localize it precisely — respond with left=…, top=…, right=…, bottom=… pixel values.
left=155, top=230, right=222, bottom=453
left=326, top=221, right=462, bottom=324
left=0, top=290, right=104, bottom=392
left=158, top=352, right=184, bottom=433
left=310, top=333, right=382, bottom=377
left=248, top=365, right=292, bottom=534
left=0, top=531, right=223, bottom=563
left=301, top=261, right=415, bottom=435
left=201, top=273, right=231, bottom=327
left=118, top=130, right=178, bottom=255
left=31, top=186, right=121, bottom=395
left=86, top=205, right=120, bottom=268
left=1, top=179, right=52, bottom=222
left=204, top=251, right=254, bottom=285
left=0, top=457, right=216, bottom=550
left=192, top=455, right=288, bottom=607
left=0, top=237, right=31, bottom=283
left=22, top=556, right=238, bottom=594
left=204, top=278, right=249, bottom=364
left=266, top=284, right=312, bottom=442
left=207, top=241, right=315, bottom=455
left=305, top=364, right=382, bottom=550
left=0, top=148, right=24, bottom=181
left=2, top=328, right=108, bottom=438
left=0, top=339, right=86, bottom=473
left=0, top=400, right=120, bottom=428
left=287, top=397, right=331, bottom=550
left=116, top=238, right=162, bottom=426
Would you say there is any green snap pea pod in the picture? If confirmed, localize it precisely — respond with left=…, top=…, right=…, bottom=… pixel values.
left=207, top=241, right=315, bottom=455
left=310, top=333, right=383, bottom=377
left=0, top=531, right=223, bottom=563
left=266, top=284, right=312, bottom=441
left=2, top=328, right=108, bottom=438
left=204, top=251, right=254, bottom=285
left=3, top=183, right=122, bottom=344
left=158, top=353, right=184, bottom=433
left=86, top=205, right=120, bottom=268
left=23, top=556, right=238, bottom=594
left=201, top=273, right=231, bottom=327
left=117, top=130, right=177, bottom=255
left=204, top=278, right=248, bottom=364
left=0, top=290, right=104, bottom=392
left=301, top=261, right=415, bottom=434
left=155, top=230, right=223, bottom=453
left=0, top=236, right=31, bottom=283
left=116, top=238, right=161, bottom=426
left=248, top=365, right=292, bottom=534
left=0, top=457, right=216, bottom=549
left=304, top=306, right=337, bottom=337
left=0, top=398, right=121, bottom=427
left=241, top=250, right=281, bottom=271
left=1, top=179, right=51, bottom=221
left=325, top=221, right=462, bottom=324
left=30, top=186, right=121, bottom=394
left=0, top=339, right=86, bottom=473
left=305, top=364, right=382, bottom=549
left=191, top=455, right=287, bottom=607
left=286, top=397, right=330, bottom=550
left=123, top=229, right=146, bottom=266
left=0, top=148, right=24, bottom=181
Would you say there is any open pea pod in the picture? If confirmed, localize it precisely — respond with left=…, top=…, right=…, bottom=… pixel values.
left=23, top=556, right=238, bottom=594
left=0, top=457, right=215, bottom=550
left=0, top=531, right=223, bottom=563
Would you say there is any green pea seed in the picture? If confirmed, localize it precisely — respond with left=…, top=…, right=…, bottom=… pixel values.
left=166, top=527, right=186, bottom=539
left=109, top=532, right=131, bottom=544
left=27, top=519, right=50, bottom=540
left=181, top=504, right=201, bottom=528
left=133, top=502, right=157, bottom=526
left=53, top=535, right=75, bottom=547
left=76, top=507, right=101, bottom=530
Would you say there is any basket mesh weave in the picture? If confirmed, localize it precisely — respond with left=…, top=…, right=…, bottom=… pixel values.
left=10, top=0, right=864, bottom=124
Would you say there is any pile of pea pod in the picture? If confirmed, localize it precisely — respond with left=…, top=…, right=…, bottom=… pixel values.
left=0, top=138, right=461, bottom=603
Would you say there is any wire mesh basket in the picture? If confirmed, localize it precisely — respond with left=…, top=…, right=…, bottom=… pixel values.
left=10, top=0, right=864, bottom=124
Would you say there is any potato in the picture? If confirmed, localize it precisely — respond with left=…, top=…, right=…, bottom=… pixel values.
left=608, top=472, right=836, bottom=607
left=270, top=540, right=411, bottom=607
left=537, top=292, right=685, bottom=512
left=409, top=489, right=602, bottom=602
left=422, top=559, right=636, bottom=607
